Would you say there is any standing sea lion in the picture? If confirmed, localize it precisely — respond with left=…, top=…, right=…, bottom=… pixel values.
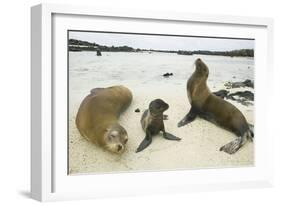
left=76, top=85, right=132, bottom=154
left=178, top=58, right=254, bottom=154
left=136, top=99, right=181, bottom=153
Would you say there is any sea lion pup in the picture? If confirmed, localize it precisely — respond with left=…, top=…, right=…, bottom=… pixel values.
left=178, top=59, right=254, bottom=154
left=136, top=99, right=181, bottom=153
left=76, top=85, right=132, bottom=154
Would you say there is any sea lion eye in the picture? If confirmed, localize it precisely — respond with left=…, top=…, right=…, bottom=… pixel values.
left=109, top=131, right=118, bottom=138
left=124, top=139, right=128, bottom=144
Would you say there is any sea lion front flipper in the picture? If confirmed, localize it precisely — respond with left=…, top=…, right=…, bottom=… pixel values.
left=163, top=132, right=181, bottom=141
left=90, top=88, right=105, bottom=95
left=136, top=133, right=152, bottom=153
left=177, top=107, right=197, bottom=127
left=163, top=114, right=168, bottom=120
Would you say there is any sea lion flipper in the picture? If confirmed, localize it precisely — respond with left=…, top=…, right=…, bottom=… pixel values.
left=248, top=124, right=254, bottom=139
left=136, top=135, right=152, bottom=153
left=177, top=107, right=197, bottom=127
left=219, top=135, right=247, bottom=154
left=163, top=132, right=181, bottom=141
left=90, top=88, right=105, bottom=95
left=136, top=131, right=152, bottom=153
left=219, top=139, right=241, bottom=154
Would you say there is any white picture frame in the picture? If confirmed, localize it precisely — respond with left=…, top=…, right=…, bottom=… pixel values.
left=31, top=3, right=274, bottom=202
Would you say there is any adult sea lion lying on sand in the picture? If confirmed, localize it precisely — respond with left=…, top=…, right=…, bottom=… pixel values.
left=178, top=58, right=254, bottom=154
left=76, top=85, right=132, bottom=154
left=136, top=99, right=181, bottom=153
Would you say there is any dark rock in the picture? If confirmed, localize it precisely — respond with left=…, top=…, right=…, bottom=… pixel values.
left=213, top=90, right=230, bottom=99
left=97, top=50, right=102, bottom=56
left=224, top=79, right=254, bottom=89
left=135, top=108, right=140, bottom=113
left=177, top=50, right=193, bottom=55
left=69, top=47, right=82, bottom=52
left=213, top=89, right=254, bottom=106
left=226, top=90, right=254, bottom=106
left=243, top=79, right=254, bottom=88
left=227, top=91, right=254, bottom=101
left=163, top=73, right=173, bottom=77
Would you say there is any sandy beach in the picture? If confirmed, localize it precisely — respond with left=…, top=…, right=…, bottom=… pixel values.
left=68, top=52, right=254, bottom=175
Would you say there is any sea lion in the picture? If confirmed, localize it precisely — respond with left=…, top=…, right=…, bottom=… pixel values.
left=76, top=85, right=132, bottom=154
left=178, top=58, right=254, bottom=154
left=136, top=99, right=181, bottom=153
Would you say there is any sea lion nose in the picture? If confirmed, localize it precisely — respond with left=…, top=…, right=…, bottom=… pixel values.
left=195, top=58, right=202, bottom=65
left=117, top=144, right=123, bottom=151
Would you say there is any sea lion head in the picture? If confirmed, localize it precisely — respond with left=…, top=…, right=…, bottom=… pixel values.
left=104, top=124, right=128, bottom=154
left=195, top=58, right=209, bottom=78
left=149, top=99, right=169, bottom=115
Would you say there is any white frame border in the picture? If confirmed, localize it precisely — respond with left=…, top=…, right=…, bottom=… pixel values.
left=31, top=3, right=274, bottom=201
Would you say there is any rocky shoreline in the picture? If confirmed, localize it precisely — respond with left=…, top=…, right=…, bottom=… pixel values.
left=213, top=79, right=254, bottom=106
left=69, top=38, right=254, bottom=57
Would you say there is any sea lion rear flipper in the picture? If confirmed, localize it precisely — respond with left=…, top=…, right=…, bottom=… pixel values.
left=136, top=135, right=152, bottom=153
left=219, top=134, right=247, bottom=154
left=248, top=123, right=254, bottom=139
left=163, top=132, right=181, bottom=141
left=177, top=107, right=197, bottom=127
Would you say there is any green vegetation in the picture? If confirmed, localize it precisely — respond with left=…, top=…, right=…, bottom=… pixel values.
left=69, top=39, right=134, bottom=52
left=69, top=38, right=254, bottom=57
left=177, top=49, right=254, bottom=57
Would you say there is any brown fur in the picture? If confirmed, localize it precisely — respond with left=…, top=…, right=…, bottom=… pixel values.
left=189, top=59, right=248, bottom=135
left=136, top=99, right=181, bottom=153
left=179, top=58, right=253, bottom=154
left=76, top=85, right=132, bottom=153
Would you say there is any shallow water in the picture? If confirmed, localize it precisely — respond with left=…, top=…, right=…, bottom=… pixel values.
left=69, top=51, right=254, bottom=93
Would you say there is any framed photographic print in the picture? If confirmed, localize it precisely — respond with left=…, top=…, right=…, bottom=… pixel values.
left=31, top=3, right=274, bottom=201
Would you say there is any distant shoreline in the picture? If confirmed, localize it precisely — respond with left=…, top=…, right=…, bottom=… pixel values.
left=68, top=39, right=254, bottom=57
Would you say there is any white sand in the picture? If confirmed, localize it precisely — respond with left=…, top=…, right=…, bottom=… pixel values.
left=69, top=86, right=254, bottom=175
left=68, top=52, right=254, bottom=175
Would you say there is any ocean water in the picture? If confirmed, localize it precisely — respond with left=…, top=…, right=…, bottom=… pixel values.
left=69, top=51, right=254, bottom=93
